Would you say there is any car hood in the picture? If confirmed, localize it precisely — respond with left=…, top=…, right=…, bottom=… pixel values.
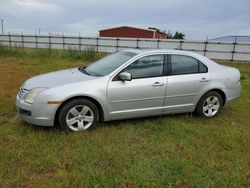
left=23, top=68, right=96, bottom=90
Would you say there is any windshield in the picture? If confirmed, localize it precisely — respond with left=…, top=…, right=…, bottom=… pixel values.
left=85, top=51, right=137, bottom=76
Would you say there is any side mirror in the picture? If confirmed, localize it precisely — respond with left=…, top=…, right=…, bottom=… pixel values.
left=118, top=72, right=132, bottom=81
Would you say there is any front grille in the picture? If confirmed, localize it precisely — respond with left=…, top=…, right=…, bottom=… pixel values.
left=18, top=86, right=29, bottom=98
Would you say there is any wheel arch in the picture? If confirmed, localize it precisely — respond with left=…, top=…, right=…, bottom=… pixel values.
left=196, top=88, right=226, bottom=108
left=209, top=89, right=226, bottom=106
left=54, top=96, right=105, bottom=126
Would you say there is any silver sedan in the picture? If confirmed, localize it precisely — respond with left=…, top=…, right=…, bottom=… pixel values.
left=16, top=49, right=241, bottom=131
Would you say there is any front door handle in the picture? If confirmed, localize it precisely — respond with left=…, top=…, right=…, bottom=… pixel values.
left=199, top=78, right=209, bottom=82
left=152, top=82, right=164, bottom=87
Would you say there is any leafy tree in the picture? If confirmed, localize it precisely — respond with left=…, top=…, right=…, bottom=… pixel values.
left=167, top=31, right=185, bottom=39
left=173, top=31, right=185, bottom=39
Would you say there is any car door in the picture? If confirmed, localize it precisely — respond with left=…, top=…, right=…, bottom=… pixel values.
left=164, top=54, right=209, bottom=113
left=107, top=54, right=168, bottom=120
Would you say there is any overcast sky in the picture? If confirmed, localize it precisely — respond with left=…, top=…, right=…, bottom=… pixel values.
left=0, top=0, right=249, bottom=39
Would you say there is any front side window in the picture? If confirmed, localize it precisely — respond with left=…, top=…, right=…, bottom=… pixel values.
left=170, top=55, right=207, bottom=75
left=85, top=51, right=137, bottom=76
left=123, top=55, right=164, bottom=79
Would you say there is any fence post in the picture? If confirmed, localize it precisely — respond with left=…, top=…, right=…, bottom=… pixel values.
left=79, top=33, right=81, bottom=51
left=157, top=39, right=160, bottom=49
left=136, top=38, right=139, bottom=49
left=204, top=38, right=208, bottom=56
left=179, top=40, right=183, bottom=50
left=48, top=33, right=51, bottom=49
left=21, top=33, right=24, bottom=48
left=62, top=33, right=65, bottom=50
left=35, top=32, right=38, bottom=49
left=116, top=38, right=119, bottom=52
left=231, top=37, right=237, bottom=61
left=8, top=32, right=11, bottom=47
left=96, top=37, right=99, bottom=52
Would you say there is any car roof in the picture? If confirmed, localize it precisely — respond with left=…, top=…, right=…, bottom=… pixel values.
left=124, top=48, right=199, bottom=56
left=123, top=48, right=220, bottom=68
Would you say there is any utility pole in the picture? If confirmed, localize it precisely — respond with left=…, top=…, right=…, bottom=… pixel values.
left=1, top=19, right=4, bottom=34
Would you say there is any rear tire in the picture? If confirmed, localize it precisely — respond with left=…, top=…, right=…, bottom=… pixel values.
left=195, top=91, right=223, bottom=118
left=58, top=98, right=99, bottom=131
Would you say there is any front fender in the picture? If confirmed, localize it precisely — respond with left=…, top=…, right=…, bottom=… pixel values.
left=35, top=76, right=110, bottom=122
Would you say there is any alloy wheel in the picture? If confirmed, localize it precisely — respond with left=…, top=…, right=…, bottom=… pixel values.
left=66, top=105, right=94, bottom=131
left=202, top=96, right=220, bottom=117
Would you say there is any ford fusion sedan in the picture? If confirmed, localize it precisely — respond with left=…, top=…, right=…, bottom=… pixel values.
left=16, top=49, right=241, bottom=131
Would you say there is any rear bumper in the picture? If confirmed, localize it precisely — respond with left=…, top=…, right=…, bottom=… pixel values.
left=16, top=95, right=59, bottom=127
left=224, top=83, right=241, bottom=106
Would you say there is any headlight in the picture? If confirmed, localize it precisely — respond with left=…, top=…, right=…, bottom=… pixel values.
left=24, top=88, right=47, bottom=104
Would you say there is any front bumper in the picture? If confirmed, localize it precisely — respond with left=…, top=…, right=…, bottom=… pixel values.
left=16, top=95, right=59, bottom=127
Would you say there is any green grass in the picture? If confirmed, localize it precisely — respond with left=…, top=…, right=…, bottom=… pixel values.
left=0, top=46, right=249, bottom=187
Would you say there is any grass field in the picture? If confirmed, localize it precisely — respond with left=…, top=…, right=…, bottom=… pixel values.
left=0, top=46, right=249, bottom=187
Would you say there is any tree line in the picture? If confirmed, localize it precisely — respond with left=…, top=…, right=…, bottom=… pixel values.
left=148, top=27, right=185, bottom=39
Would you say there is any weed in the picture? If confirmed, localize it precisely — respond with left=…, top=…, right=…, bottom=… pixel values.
left=0, top=47, right=249, bottom=187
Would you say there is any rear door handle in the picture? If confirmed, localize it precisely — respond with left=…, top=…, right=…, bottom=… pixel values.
left=152, top=82, right=164, bottom=87
left=199, top=78, right=209, bottom=82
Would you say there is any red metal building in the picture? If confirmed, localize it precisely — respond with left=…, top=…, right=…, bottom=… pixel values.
left=99, top=26, right=167, bottom=39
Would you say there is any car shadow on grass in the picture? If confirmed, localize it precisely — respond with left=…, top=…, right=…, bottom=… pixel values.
left=17, top=112, right=212, bottom=132
left=98, top=112, right=196, bottom=128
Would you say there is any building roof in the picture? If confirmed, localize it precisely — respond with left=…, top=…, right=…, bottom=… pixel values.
left=99, top=26, right=166, bottom=35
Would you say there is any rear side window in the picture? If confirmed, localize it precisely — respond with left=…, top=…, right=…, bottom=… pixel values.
left=170, top=55, right=208, bottom=75
left=199, top=61, right=208, bottom=73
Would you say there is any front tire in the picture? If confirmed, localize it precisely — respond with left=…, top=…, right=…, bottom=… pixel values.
left=58, top=98, right=99, bottom=131
left=196, top=91, right=223, bottom=118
